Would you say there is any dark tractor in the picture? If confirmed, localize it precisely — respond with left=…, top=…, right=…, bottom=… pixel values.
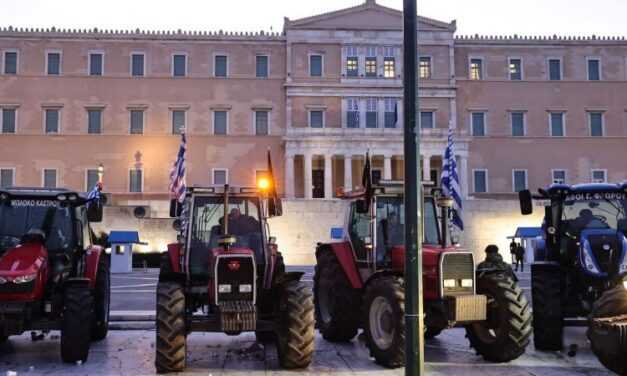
left=315, top=180, right=531, bottom=368
left=0, top=187, right=110, bottom=363
left=155, top=182, right=314, bottom=373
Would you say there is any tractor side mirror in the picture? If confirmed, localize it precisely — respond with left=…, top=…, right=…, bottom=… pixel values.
left=169, top=199, right=183, bottom=218
left=172, top=219, right=182, bottom=232
left=87, top=203, right=103, bottom=223
left=519, top=190, right=533, bottom=215
left=356, top=199, right=369, bottom=214
left=330, top=227, right=344, bottom=240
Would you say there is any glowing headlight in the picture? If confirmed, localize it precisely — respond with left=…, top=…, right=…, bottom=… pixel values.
left=461, top=279, right=473, bottom=288
left=218, top=284, right=232, bottom=293
left=0, top=276, right=7, bottom=284
left=582, top=240, right=600, bottom=274
left=13, top=274, right=37, bottom=284
left=239, top=284, right=252, bottom=293
left=623, top=280, right=627, bottom=290
left=443, top=279, right=456, bottom=288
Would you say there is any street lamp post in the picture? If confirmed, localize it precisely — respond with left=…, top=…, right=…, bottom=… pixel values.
left=97, top=163, right=105, bottom=184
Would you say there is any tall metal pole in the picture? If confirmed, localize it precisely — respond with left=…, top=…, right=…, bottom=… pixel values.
left=403, top=0, right=424, bottom=375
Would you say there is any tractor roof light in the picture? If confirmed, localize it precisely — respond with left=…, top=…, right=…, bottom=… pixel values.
left=257, top=178, right=271, bottom=191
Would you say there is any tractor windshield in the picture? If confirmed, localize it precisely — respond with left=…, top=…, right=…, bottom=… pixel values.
left=0, top=199, right=74, bottom=253
left=375, top=196, right=440, bottom=249
left=561, top=192, right=627, bottom=235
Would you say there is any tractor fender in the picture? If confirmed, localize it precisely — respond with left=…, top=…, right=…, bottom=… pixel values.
left=362, top=270, right=402, bottom=290
left=316, top=242, right=363, bottom=289
left=274, top=271, right=304, bottom=286
left=167, top=243, right=182, bottom=273
left=84, top=246, right=104, bottom=288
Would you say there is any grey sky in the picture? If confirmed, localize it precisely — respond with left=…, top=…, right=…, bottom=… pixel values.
left=1, top=0, right=626, bottom=37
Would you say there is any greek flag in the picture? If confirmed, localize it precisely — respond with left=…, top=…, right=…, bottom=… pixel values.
left=169, top=133, right=187, bottom=203
left=86, top=182, right=102, bottom=208
left=440, top=128, right=464, bottom=231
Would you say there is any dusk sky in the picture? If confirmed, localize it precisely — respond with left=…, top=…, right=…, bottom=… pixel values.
left=1, top=0, right=626, bottom=37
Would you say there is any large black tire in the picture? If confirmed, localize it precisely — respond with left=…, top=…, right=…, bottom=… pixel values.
left=61, top=286, right=93, bottom=363
left=276, top=280, right=315, bottom=369
left=159, top=254, right=173, bottom=276
left=588, top=287, right=627, bottom=375
left=155, top=282, right=186, bottom=373
left=314, top=251, right=360, bottom=342
left=531, top=265, right=563, bottom=351
left=91, top=256, right=110, bottom=341
left=465, top=273, right=532, bottom=362
left=362, top=275, right=405, bottom=368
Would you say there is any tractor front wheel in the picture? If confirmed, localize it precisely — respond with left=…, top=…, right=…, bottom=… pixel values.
left=588, top=286, right=627, bottom=375
left=465, top=272, right=532, bottom=362
left=155, top=282, right=187, bottom=373
left=61, top=285, right=93, bottom=363
left=276, top=280, right=315, bottom=369
left=91, top=256, right=110, bottom=341
left=362, top=275, right=405, bottom=368
left=531, top=264, right=563, bottom=350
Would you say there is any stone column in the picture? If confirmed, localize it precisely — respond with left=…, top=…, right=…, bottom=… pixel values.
left=344, top=155, right=352, bottom=191
left=423, top=154, right=432, bottom=182
left=324, top=154, right=333, bottom=199
left=304, top=153, right=313, bottom=200
left=459, top=155, right=469, bottom=199
left=285, top=154, right=295, bottom=198
left=383, top=155, right=392, bottom=180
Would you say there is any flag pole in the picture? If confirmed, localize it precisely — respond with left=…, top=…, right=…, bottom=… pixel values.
left=403, top=0, right=424, bottom=375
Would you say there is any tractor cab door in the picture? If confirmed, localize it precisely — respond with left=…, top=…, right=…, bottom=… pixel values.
left=347, top=201, right=374, bottom=267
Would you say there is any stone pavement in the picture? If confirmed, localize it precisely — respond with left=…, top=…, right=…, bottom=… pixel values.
left=0, top=327, right=611, bottom=376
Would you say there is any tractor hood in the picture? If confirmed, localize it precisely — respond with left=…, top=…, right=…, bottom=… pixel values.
left=0, top=242, right=48, bottom=300
left=580, top=229, right=627, bottom=278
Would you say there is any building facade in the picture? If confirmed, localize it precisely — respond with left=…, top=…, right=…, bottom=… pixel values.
left=1, top=0, right=627, bottom=215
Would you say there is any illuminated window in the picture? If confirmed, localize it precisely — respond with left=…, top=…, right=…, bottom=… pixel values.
left=365, top=57, right=377, bottom=77
left=509, top=58, right=521, bottom=80
left=419, top=56, right=431, bottom=79
left=384, top=58, right=395, bottom=78
left=470, top=58, right=483, bottom=80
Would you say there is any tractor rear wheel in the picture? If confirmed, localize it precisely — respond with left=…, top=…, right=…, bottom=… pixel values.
left=276, top=280, right=315, bottom=369
left=61, top=285, right=93, bottom=363
left=531, top=264, right=563, bottom=351
left=362, top=275, right=405, bottom=368
left=155, top=282, right=186, bottom=373
left=588, top=286, right=627, bottom=375
left=91, top=256, right=110, bottom=341
left=465, top=272, right=532, bottom=362
left=314, top=251, right=360, bottom=342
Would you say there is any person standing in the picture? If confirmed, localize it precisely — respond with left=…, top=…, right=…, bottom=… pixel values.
left=509, top=239, right=517, bottom=264
left=514, top=243, right=525, bottom=272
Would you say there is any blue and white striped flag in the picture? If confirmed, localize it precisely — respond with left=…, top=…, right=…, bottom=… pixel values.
left=86, top=181, right=102, bottom=208
left=169, top=133, right=187, bottom=203
left=440, top=128, right=464, bottom=231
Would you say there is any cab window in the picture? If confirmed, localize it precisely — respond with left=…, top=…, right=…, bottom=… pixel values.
left=348, top=202, right=371, bottom=261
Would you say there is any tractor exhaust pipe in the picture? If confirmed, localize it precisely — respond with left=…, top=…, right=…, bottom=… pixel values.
left=219, top=184, right=236, bottom=251
left=437, top=196, right=454, bottom=249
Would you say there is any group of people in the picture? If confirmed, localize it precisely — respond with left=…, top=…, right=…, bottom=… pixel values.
left=509, top=240, right=526, bottom=272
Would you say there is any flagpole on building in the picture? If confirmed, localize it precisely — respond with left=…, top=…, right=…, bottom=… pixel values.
left=403, top=0, right=424, bottom=375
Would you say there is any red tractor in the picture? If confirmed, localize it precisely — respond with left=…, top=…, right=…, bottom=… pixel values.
left=0, top=187, right=110, bottom=363
left=156, top=182, right=315, bottom=373
left=314, top=180, right=531, bottom=367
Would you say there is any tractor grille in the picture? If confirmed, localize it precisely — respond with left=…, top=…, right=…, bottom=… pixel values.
left=218, top=300, right=257, bottom=332
left=589, top=234, right=621, bottom=274
left=440, top=252, right=475, bottom=297
left=215, top=255, right=256, bottom=303
left=0, top=280, right=35, bottom=294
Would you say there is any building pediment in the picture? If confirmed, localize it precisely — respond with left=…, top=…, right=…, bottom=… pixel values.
left=285, top=0, right=455, bottom=32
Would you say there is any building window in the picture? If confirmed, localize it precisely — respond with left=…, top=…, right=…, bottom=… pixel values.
left=589, top=112, right=604, bottom=136
left=473, top=170, right=488, bottom=193
left=345, top=46, right=358, bottom=77
left=47, top=52, right=61, bottom=75
left=347, top=98, right=360, bottom=128
left=255, top=110, right=269, bottom=135
left=550, top=112, right=565, bottom=137
left=213, top=169, right=228, bottom=185
left=0, top=169, right=14, bottom=188
left=130, top=110, right=144, bottom=134
left=129, top=170, right=143, bottom=193
left=419, top=56, right=432, bottom=79
left=43, top=169, right=57, bottom=188
left=309, top=110, right=324, bottom=128
left=509, top=58, right=522, bottom=80
left=256, top=55, right=268, bottom=78
left=471, top=112, right=486, bottom=136
left=86, top=169, right=99, bottom=191
left=591, top=169, right=607, bottom=183
left=511, top=111, right=525, bottom=137
left=548, top=59, right=561, bottom=80
left=470, top=58, right=483, bottom=80
left=588, top=58, right=601, bottom=81
left=1, top=108, right=16, bottom=134
left=172, top=54, right=186, bottom=77
left=384, top=57, right=395, bottom=78
left=384, top=98, right=397, bottom=128
left=309, top=54, right=322, bottom=77
left=89, top=53, right=103, bottom=76
left=366, top=98, right=378, bottom=128
left=131, top=53, right=144, bottom=77
left=552, top=169, right=566, bottom=184
left=87, top=109, right=102, bottom=134
left=513, top=170, right=528, bottom=192
left=214, top=55, right=228, bottom=77
left=420, top=111, right=434, bottom=129
left=172, top=110, right=186, bottom=134
left=365, top=57, right=377, bottom=77
left=213, top=110, right=228, bottom=135
left=3, top=51, right=17, bottom=74
left=45, top=109, right=59, bottom=134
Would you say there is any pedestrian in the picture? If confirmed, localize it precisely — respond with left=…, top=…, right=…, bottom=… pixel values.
left=514, top=243, right=525, bottom=272
left=509, top=239, right=517, bottom=264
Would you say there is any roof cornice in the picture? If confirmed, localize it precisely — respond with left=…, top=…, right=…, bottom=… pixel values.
left=455, top=34, right=627, bottom=45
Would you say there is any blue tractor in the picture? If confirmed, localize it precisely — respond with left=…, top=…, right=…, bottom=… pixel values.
left=520, top=183, right=627, bottom=374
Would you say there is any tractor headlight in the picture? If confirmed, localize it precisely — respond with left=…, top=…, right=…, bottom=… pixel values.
left=13, top=274, right=37, bottom=284
left=461, top=279, right=473, bottom=288
left=218, top=284, right=232, bottom=293
left=623, top=280, right=627, bottom=290
left=443, top=279, right=456, bottom=288
left=582, top=240, right=600, bottom=274
left=239, top=284, right=252, bottom=293
left=0, top=276, right=7, bottom=284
